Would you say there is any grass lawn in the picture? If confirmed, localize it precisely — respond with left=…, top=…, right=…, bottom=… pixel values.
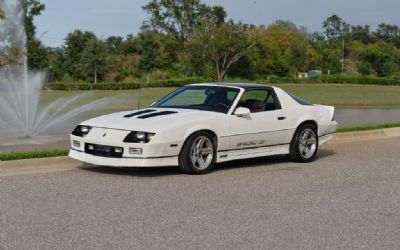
left=40, top=84, right=400, bottom=109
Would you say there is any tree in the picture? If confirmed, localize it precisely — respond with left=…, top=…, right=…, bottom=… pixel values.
left=289, top=41, right=309, bottom=73
left=142, top=0, right=226, bottom=41
left=105, top=36, right=124, bottom=54
left=82, top=38, right=108, bottom=83
left=63, top=30, right=97, bottom=80
left=374, top=23, right=400, bottom=47
left=247, top=22, right=317, bottom=76
left=137, top=30, right=163, bottom=79
left=187, top=21, right=255, bottom=80
left=27, top=37, right=48, bottom=70
left=362, top=41, right=400, bottom=76
left=23, top=0, right=45, bottom=40
left=351, top=25, right=371, bottom=44
left=22, top=0, right=48, bottom=70
left=322, top=15, right=350, bottom=40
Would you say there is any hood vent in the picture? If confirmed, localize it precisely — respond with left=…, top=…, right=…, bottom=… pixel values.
left=124, top=109, right=156, bottom=118
left=137, top=111, right=178, bottom=119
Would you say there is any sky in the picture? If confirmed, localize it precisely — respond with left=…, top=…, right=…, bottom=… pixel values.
left=35, top=0, right=400, bottom=47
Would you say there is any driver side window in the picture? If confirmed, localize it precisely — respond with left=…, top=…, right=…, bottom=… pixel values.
left=239, top=89, right=278, bottom=113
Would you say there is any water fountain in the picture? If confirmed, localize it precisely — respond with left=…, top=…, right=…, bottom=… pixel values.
left=0, top=0, right=116, bottom=148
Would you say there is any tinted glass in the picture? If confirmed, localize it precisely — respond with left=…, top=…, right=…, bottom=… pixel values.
left=152, top=86, right=240, bottom=113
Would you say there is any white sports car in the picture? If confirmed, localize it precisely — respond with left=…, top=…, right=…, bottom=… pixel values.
left=69, top=83, right=337, bottom=174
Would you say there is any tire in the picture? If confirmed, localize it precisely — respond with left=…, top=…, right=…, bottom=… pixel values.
left=289, top=124, right=318, bottom=163
left=179, top=131, right=217, bottom=175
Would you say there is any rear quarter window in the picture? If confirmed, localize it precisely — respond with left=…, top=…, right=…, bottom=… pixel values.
left=286, top=92, right=313, bottom=106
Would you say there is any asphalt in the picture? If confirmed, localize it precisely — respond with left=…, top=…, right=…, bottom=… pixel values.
left=1, top=138, right=400, bottom=250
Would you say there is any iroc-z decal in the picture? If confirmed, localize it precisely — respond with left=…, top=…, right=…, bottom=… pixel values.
left=237, top=140, right=265, bottom=148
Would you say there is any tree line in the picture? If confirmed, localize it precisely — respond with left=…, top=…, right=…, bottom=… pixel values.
left=2, top=0, right=400, bottom=83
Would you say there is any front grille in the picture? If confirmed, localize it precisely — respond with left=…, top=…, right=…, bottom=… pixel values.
left=85, top=143, right=123, bottom=158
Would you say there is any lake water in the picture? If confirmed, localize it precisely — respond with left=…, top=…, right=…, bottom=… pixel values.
left=335, top=109, right=400, bottom=126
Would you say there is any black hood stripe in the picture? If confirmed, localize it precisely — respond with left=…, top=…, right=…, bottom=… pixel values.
left=137, top=111, right=178, bottom=119
left=124, top=109, right=156, bottom=118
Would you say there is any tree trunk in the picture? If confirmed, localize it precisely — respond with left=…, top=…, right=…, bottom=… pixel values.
left=216, top=41, right=256, bottom=81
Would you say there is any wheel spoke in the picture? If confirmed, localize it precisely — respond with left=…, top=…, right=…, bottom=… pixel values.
left=191, top=144, right=197, bottom=153
left=202, top=147, right=213, bottom=155
left=197, top=157, right=206, bottom=169
left=307, top=137, right=316, bottom=145
left=299, top=144, right=305, bottom=155
left=302, top=130, right=310, bottom=141
left=196, top=138, right=205, bottom=149
left=191, top=155, right=198, bottom=165
left=304, top=146, right=311, bottom=156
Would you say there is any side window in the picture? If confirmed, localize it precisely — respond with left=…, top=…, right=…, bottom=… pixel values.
left=239, top=89, right=278, bottom=113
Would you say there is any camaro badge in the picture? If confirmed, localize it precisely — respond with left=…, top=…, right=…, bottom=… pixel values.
left=237, top=140, right=265, bottom=147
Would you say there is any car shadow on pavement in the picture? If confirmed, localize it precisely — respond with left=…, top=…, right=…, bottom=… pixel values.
left=215, top=148, right=336, bottom=172
left=79, top=164, right=180, bottom=177
left=79, top=148, right=336, bottom=177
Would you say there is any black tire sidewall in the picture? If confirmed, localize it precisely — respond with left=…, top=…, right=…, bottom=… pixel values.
left=179, top=131, right=217, bottom=174
left=290, top=124, right=318, bottom=163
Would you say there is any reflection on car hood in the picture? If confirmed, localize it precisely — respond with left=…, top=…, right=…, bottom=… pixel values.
left=81, top=108, right=225, bottom=132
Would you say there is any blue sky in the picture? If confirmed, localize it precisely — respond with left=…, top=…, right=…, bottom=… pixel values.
left=35, top=0, right=400, bottom=47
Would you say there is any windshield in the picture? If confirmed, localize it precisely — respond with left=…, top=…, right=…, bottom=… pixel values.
left=152, top=86, right=240, bottom=113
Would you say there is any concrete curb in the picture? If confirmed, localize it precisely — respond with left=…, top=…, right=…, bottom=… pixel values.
left=329, top=127, right=400, bottom=144
left=1, top=127, right=400, bottom=173
left=0, top=157, right=80, bottom=177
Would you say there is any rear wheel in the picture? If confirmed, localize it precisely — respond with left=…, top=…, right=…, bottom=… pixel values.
left=179, top=132, right=216, bottom=174
left=289, top=124, right=318, bottom=163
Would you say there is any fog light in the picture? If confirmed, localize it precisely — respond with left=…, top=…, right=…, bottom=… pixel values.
left=114, top=147, right=123, bottom=154
left=88, top=145, right=95, bottom=150
left=129, top=148, right=143, bottom=155
left=73, top=140, right=81, bottom=148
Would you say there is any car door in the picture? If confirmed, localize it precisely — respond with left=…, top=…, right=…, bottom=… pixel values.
left=228, top=89, right=290, bottom=151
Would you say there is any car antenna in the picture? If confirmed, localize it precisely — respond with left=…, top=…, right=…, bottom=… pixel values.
left=137, top=84, right=141, bottom=110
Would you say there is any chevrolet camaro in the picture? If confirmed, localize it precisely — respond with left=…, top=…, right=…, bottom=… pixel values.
left=69, top=83, right=337, bottom=174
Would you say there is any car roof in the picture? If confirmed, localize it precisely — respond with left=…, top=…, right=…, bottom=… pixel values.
left=190, top=82, right=274, bottom=90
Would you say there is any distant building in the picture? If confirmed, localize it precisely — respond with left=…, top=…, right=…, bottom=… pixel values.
left=297, top=72, right=308, bottom=79
left=308, top=70, right=322, bottom=77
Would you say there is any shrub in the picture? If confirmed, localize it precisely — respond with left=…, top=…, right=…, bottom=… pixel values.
left=46, top=77, right=208, bottom=91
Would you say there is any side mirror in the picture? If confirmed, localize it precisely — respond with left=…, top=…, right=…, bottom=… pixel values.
left=234, top=107, right=251, bottom=117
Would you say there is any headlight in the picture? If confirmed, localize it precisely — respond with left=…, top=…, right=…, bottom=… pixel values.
left=72, top=125, right=92, bottom=137
left=123, top=131, right=156, bottom=143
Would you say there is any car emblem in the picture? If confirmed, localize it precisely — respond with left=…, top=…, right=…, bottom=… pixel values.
left=102, top=133, right=107, bottom=137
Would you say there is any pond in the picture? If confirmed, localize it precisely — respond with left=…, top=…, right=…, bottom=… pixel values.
left=335, top=109, right=400, bottom=126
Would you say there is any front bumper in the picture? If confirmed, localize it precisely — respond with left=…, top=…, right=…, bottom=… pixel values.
left=69, top=148, right=178, bottom=167
left=69, top=131, right=181, bottom=167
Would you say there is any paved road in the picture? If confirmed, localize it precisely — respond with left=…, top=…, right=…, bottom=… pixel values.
left=1, top=138, right=400, bottom=250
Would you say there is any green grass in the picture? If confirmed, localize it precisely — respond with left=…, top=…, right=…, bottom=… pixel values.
left=279, top=84, right=400, bottom=108
left=41, top=84, right=400, bottom=109
left=0, top=149, right=69, bottom=161
left=1, top=122, right=400, bottom=161
left=337, top=122, right=400, bottom=133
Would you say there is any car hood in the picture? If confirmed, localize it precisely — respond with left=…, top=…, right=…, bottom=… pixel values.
left=81, top=108, right=226, bottom=132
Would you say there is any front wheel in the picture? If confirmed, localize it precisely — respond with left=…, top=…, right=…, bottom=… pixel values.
left=289, top=124, right=318, bottom=163
left=179, top=132, right=217, bottom=175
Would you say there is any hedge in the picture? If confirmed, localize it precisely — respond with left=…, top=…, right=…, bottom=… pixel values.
left=47, top=77, right=209, bottom=91
left=267, top=75, right=400, bottom=85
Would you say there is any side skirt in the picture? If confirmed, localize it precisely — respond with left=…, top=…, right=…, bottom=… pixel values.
left=216, top=144, right=290, bottom=163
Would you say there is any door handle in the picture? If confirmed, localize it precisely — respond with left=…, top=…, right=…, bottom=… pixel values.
left=278, top=116, right=286, bottom=120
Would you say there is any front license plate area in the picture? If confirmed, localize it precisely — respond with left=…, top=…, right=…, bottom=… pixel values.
left=85, top=143, right=123, bottom=158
